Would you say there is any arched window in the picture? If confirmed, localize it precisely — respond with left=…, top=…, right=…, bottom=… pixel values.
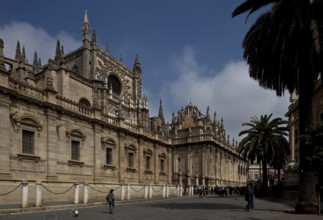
left=108, top=74, right=121, bottom=95
left=79, top=98, right=91, bottom=108
left=72, top=65, right=79, bottom=74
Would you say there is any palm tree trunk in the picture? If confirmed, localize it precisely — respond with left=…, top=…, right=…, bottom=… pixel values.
left=295, top=27, right=318, bottom=214
left=296, top=171, right=318, bottom=213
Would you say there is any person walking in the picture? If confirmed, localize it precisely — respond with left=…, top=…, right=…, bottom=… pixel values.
left=244, top=184, right=254, bottom=211
left=106, top=189, right=115, bottom=214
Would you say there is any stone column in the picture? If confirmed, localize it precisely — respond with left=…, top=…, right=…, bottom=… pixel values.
left=178, top=171, right=183, bottom=185
left=202, top=146, right=206, bottom=179
left=74, top=183, right=79, bottom=204
left=83, top=183, right=88, bottom=204
left=177, top=185, right=180, bottom=197
left=21, top=181, right=29, bottom=208
left=0, top=94, right=11, bottom=179
left=149, top=184, right=152, bottom=199
left=162, top=185, right=166, bottom=198
left=187, top=147, right=192, bottom=176
left=127, top=184, right=131, bottom=200
left=195, top=173, right=199, bottom=186
left=35, top=181, right=42, bottom=207
left=166, top=184, right=169, bottom=198
left=121, top=184, right=126, bottom=201
left=118, top=132, right=126, bottom=184
left=144, top=185, right=148, bottom=199
left=45, top=108, right=58, bottom=181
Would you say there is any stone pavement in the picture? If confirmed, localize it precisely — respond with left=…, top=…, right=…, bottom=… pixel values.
left=0, top=195, right=322, bottom=220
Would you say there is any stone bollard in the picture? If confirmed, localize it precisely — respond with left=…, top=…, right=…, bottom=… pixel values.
left=144, top=185, right=148, bottom=200
left=149, top=184, right=152, bottom=199
left=74, top=183, right=79, bottom=204
left=127, top=184, right=131, bottom=200
left=162, top=185, right=166, bottom=198
left=121, top=184, right=125, bottom=201
left=21, top=180, right=29, bottom=208
left=190, top=185, right=194, bottom=196
left=83, top=183, right=88, bottom=204
left=166, top=185, right=169, bottom=198
left=35, top=181, right=42, bottom=207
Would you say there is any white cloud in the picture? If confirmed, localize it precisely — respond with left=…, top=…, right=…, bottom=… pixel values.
left=0, top=21, right=80, bottom=63
left=155, top=46, right=290, bottom=142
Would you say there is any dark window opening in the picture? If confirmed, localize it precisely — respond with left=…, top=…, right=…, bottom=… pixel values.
left=106, top=148, right=112, bottom=164
left=128, top=152, right=134, bottom=168
left=71, top=140, right=80, bottom=160
left=108, top=75, right=121, bottom=95
left=22, top=130, right=34, bottom=154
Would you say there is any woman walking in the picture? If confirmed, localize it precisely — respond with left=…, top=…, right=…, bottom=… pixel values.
left=244, top=184, right=254, bottom=211
left=106, top=189, right=115, bottom=214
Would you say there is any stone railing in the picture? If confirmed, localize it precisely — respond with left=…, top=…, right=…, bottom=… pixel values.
left=57, top=96, right=93, bottom=116
left=101, top=113, right=118, bottom=125
left=123, top=122, right=138, bottom=132
left=8, top=79, right=45, bottom=100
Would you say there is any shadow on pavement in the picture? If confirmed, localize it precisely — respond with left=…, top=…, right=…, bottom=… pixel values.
left=148, top=202, right=242, bottom=210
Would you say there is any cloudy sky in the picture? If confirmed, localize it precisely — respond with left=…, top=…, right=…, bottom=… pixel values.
left=0, top=1, right=290, bottom=142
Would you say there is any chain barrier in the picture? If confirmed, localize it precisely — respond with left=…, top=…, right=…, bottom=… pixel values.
left=113, top=185, right=120, bottom=191
left=168, top=186, right=178, bottom=192
left=87, top=184, right=108, bottom=194
left=41, top=183, right=74, bottom=195
left=87, top=184, right=121, bottom=193
left=130, top=185, right=144, bottom=192
left=0, top=183, right=21, bottom=196
left=152, top=185, right=163, bottom=193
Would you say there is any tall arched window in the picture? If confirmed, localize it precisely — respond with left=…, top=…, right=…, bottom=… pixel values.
left=79, top=98, right=91, bottom=108
left=108, top=74, right=121, bottom=95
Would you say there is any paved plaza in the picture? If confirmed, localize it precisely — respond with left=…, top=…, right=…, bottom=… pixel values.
left=0, top=195, right=321, bottom=220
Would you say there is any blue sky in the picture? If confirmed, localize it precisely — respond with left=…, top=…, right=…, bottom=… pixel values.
left=0, top=0, right=290, bottom=141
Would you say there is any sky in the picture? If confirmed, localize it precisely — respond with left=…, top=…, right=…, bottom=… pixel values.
left=0, top=0, right=290, bottom=142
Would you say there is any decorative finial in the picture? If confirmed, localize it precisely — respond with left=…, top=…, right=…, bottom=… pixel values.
left=15, top=41, right=22, bottom=61
left=133, top=54, right=141, bottom=73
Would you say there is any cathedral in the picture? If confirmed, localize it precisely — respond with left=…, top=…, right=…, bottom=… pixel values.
left=0, top=11, right=247, bottom=204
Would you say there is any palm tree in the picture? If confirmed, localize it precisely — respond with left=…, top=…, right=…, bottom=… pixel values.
left=270, top=142, right=290, bottom=183
left=232, top=0, right=323, bottom=213
left=238, top=114, right=289, bottom=196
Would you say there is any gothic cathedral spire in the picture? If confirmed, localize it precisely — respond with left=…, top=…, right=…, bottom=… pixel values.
left=133, top=54, right=142, bottom=73
left=158, top=99, right=165, bottom=123
left=55, top=40, right=62, bottom=63
left=15, top=41, right=21, bottom=61
left=82, top=10, right=90, bottom=42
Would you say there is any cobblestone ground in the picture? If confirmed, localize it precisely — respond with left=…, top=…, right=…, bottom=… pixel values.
left=0, top=195, right=322, bottom=220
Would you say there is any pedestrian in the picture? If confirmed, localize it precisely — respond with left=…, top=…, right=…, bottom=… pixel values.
left=244, top=183, right=254, bottom=211
left=106, top=189, right=115, bottom=214
left=198, top=186, right=203, bottom=198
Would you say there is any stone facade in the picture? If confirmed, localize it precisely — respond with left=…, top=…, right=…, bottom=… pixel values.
left=284, top=82, right=323, bottom=199
left=0, top=11, right=247, bottom=203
